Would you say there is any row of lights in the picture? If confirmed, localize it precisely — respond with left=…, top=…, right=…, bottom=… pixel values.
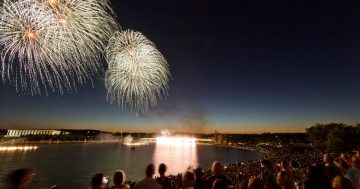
left=0, top=146, right=38, bottom=151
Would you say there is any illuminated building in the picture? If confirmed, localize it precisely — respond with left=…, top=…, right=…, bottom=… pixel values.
left=5, top=129, right=61, bottom=137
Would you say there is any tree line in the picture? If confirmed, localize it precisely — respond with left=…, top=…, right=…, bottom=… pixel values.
left=306, top=123, right=360, bottom=152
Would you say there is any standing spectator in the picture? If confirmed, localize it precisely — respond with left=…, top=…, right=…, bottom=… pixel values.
left=112, top=170, right=130, bottom=189
left=134, top=163, right=162, bottom=189
left=156, top=163, right=171, bottom=189
left=5, top=168, right=35, bottom=189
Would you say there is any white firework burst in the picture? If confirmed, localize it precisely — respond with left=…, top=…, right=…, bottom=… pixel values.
left=0, top=0, right=71, bottom=94
left=105, top=30, right=170, bottom=113
left=0, top=0, right=119, bottom=95
left=41, top=0, right=119, bottom=78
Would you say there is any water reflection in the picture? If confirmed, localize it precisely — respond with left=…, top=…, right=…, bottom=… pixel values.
left=153, top=137, right=198, bottom=175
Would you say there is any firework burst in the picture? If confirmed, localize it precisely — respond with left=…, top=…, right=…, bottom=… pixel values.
left=0, top=0, right=69, bottom=94
left=105, top=30, right=170, bottom=113
left=0, top=0, right=119, bottom=95
left=41, top=0, right=119, bottom=77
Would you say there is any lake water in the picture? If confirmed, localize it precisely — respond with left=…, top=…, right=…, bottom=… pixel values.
left=0, top=143, right=264, bottom=189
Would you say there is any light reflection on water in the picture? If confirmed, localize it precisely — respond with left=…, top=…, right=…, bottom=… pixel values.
left=153, top=141, right=198, bottom=175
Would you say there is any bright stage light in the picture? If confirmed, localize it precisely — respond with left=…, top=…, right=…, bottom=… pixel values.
left=153, top=136, right=198, bottom=175
left=155, top=136, right=196, bottom=146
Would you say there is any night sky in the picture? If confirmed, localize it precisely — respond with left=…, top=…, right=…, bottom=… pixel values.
left=1, top=0, right=360, bottom=133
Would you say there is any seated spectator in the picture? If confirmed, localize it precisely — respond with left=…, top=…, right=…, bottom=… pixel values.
left=156, top=163, right=171, bottom=189
left=134, top=163, right=162, bottom=189
left=332, top=175, right=355, bottom=189
left=5, top=168, right=35, bottom=189
left=206, top=161, right=230, bottom=189
left=112, top=170, right=130, bottom=189
left=183, top=171, right=196, bottom=189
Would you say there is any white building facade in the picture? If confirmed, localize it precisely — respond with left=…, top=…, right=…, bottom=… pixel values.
left=5, top=129, right=61, bottom=137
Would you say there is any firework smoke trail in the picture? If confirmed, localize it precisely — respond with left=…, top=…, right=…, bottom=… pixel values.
left=0, top=0, right=119, bottom=95
left=105, top=30, right=170, bottom=114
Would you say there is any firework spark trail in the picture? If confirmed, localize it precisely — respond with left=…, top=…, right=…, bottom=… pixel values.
left=105, top=30, right=170, bottom=114
left=0, top=0, right=119, bottom=95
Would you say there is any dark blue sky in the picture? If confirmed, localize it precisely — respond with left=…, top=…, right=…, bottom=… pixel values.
left=1, top=0, right=360, bottom=133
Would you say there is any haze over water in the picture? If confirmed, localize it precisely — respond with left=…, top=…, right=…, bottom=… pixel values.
left=0, top=143, right=263, bottom=189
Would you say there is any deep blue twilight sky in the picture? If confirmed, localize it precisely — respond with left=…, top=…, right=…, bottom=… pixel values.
left=1, top=0, right=360, bottom=133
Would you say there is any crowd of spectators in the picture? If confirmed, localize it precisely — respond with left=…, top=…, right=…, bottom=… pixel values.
left=4, top=149, right=360, bottom=189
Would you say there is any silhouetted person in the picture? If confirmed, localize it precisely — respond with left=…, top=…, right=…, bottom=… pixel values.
left=134, top=163, right=162, bottom=189
left=212, top=179, right=223, bottom=189
left=291, top=160, right=305, bottom=188
left=276, top=171, right=296, bottom=189
left=340, top=153, right=352, bottom=168
left=112, top=170, right=130, bottom=189
left=194, top=167, right=206, bottom=189
left=338, top=159, right=350, bottom=174
left=248, top=177, right=265, bottom=189
left=156, top=163, right=170, bottom=189
left=5, top=168, right=35, bottom=189
left=206, top=161, right=230, bottom=189
left=260, top=160, right=277, bottom=189
left=183, top=171, right=196, bottom=189
left=280, top=160, right=294, bottom=180
left=91, top=173, right=108, bottom=189
left=304, top=163, right=332, bottom=189
left=323, top=153, right=342, bottom=180
left=332, top=175, right=355, bottom=189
